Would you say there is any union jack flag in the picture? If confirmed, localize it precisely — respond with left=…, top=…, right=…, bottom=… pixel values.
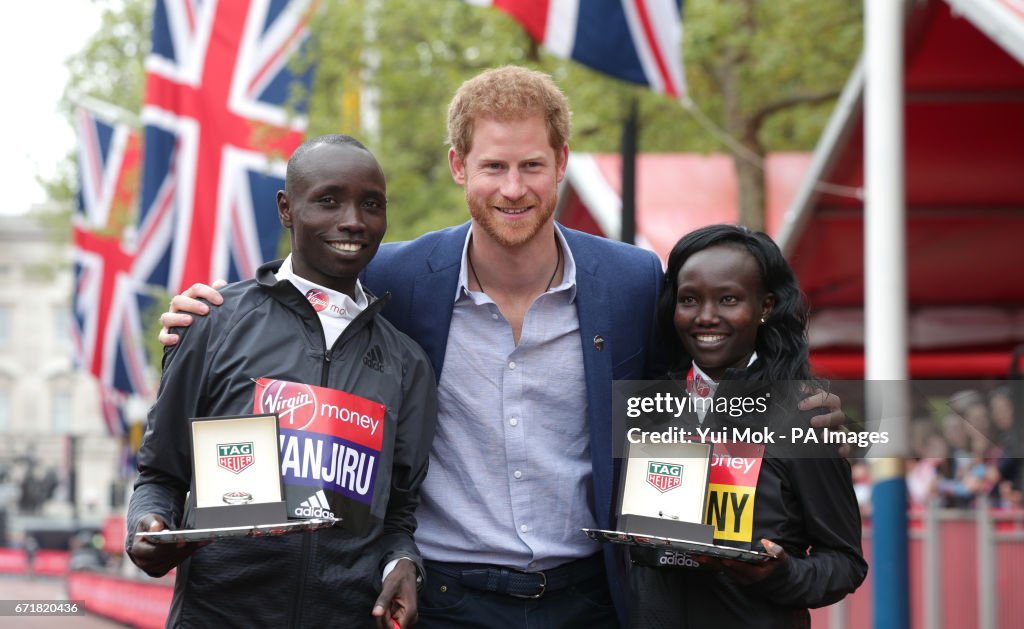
left=468, top=0, right=685, bottom=98
left=72, top=106, right=153, bottom=436
left=138, top=0, right=316, bottom=294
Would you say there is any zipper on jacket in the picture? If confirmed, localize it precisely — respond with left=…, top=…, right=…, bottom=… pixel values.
left=318, top=293, right=389, bottom=388
left=290, top=527, right=313, bottom=628
left=321, top=352, right=331, bottom=387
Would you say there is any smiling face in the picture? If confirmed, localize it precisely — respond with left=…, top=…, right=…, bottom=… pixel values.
left=277, top=142, right=386, bottom=297
left=673, top=244, right=774, bottom=381
left=449, top=115, right=567, bottom=249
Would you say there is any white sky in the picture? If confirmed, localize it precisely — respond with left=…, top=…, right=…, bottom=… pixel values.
left=0, top=2, right=104, bottom=215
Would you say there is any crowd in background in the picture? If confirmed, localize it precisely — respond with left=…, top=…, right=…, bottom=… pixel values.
left=852, top=385, right=1023, bottom=514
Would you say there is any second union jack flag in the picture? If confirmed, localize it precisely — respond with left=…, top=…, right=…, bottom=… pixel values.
left=72, top=106, right=153, bottom=435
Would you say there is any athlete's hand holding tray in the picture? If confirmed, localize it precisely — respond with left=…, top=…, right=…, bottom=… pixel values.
left=583, top=439, right=775, bottom=564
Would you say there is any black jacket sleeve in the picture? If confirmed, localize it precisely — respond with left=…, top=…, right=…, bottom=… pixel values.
left=125, top=314, right=215, bottom=552
left=376, top=344, right=438, bottom=577
left=747, top=456, right=869, bottom=608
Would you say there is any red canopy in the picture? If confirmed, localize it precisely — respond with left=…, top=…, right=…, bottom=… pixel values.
left=557, top=152, right=807, bottom=260
left=778, top=0, right=1024, bottom=378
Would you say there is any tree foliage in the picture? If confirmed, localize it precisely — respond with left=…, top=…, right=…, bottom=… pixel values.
left=55, top=0, right=862, bottom=239
left=45, top=0, right=149, bottom=211
left=682, top=0, right=863, bottom=229
left=301, top=0, right=861, bottom=235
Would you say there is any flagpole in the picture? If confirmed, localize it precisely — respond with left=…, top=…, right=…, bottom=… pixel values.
left=865, top=0, right=910, bottom=627
left=620, top=99, right=638, bottom=245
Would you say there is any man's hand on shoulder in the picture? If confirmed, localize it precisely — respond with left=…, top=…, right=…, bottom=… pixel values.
left=158, top=280, right=227, bottom=346
left=373, top=558, right=418, bottom=629
left=799, top=386, right=852, bottom=457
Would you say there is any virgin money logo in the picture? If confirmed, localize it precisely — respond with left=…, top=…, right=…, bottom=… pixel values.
left=694, top=377, right=710, bottom=397
left=305, top=288, right=329, bottom=312
left=257, top=380, right=318, bottom=430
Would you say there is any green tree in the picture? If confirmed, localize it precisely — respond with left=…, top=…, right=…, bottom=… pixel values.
left=303, top=0, right=861, bottom=234
left=682, top=0, right=863, bottom=229
left=47, top=0, right=149, bottom=214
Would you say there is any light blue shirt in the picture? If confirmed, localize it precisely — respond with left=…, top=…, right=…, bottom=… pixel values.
left=414, top=226, right=600, bottom=570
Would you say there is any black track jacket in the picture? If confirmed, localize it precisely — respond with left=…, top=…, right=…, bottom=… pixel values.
left=126, top=260, right=438, bottom=628
left=630, top=374, right=867, bottom=628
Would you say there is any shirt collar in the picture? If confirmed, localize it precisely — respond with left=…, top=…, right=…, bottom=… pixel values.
left=454, top=224, right=578, bottom=304
left=688, top=352, right=759, bottom=424
left=691, top=351, right=760, bottom=392
left=275, top=254, right=369, bottom=313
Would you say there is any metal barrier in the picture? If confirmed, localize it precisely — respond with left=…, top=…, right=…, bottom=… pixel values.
left=0, top=548, right=69, bottom=576
left=66, top=571, right=173, bottom=629
left=812, top=498, right=1024, bottom=629
left=8, top=502, right=1024, bottom=628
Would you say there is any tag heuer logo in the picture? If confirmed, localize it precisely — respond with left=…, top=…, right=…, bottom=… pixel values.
left=646, top=461, right=682, bottom=493
left=217, top=442, right=254, bottom=474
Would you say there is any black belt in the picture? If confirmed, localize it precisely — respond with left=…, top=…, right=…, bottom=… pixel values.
left=425, top=554, right=605, bottom=599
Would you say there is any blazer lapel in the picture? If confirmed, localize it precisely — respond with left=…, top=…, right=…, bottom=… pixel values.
left=565, top=229, right=616, bottom=528
left=407, top=222, right=469, bottom=379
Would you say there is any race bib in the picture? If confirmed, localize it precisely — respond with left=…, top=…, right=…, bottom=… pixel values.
left=253, top=377, right=386, bottom=532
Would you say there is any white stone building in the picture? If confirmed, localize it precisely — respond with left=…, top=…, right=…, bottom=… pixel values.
left=0, top=209, right=134, bottom=540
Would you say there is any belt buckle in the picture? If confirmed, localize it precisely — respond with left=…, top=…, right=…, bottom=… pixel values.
left=509, top=571, right=546, bottom=599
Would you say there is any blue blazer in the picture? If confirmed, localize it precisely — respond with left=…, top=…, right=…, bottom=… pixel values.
left=362, top=221, right=665, bottom=620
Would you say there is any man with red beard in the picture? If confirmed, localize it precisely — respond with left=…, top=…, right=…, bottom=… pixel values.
left=158, top=66, right=847, bottom=628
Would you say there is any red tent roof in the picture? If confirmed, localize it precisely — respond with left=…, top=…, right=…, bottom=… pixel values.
left=557, top=152, right=809, bottom=261
left=779, top=0, right=1024, bottom=377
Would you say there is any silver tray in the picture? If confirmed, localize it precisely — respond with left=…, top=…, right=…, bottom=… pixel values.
left=136, top=517, right=339, bottom=544
left=582, top=528, right=775, bottom=564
